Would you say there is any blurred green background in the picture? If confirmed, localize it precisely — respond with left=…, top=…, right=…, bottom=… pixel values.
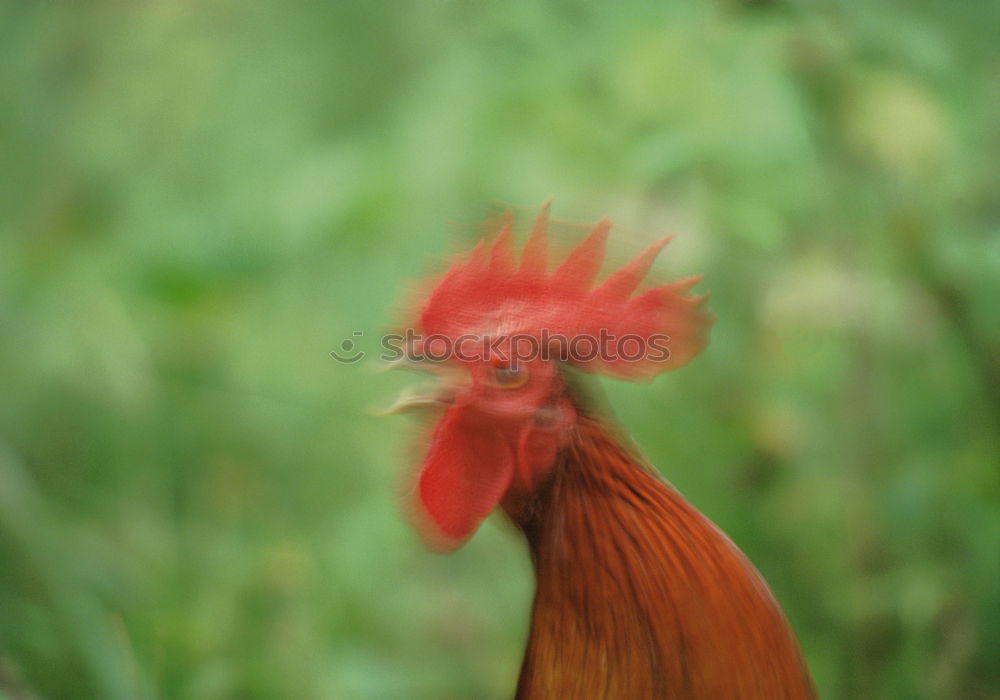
left=1, top=2, right=998, bottom=698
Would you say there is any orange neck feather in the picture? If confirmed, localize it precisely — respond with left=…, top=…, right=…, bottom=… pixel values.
left=502, top=415, right=815, bottom=699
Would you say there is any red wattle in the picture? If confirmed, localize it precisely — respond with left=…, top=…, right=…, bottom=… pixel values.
left=417, top=403, right=514, bottom=548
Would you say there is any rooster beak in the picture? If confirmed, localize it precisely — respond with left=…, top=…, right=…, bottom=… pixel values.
left=379, top=356, right=463, bottom=415
left=380, top=383, right=453, bottom=415
left=379, top=356, right=428, bottom=374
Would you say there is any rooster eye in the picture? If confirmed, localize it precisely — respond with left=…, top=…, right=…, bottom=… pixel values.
left=489, top=365, right=530, bottom=390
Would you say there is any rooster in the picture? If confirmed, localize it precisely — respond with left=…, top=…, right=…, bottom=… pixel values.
left=388, top=203, right=815, bottom=699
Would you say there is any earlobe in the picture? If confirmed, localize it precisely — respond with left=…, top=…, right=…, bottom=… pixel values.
left=513, top=399, right=576, bottom=491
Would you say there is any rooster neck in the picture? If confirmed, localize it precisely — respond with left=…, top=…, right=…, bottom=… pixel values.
left=501, top=415, right=815, bottom=700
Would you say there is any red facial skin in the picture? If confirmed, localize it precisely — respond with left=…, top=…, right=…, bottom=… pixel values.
left=414, top=355, right=576, bottom=550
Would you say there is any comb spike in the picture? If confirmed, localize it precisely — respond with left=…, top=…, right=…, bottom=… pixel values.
left=520, top=200, right=551, bottom=276
left=551, top=217, right=612, bottom=292
left=463, top=238, right=488, bottom=276
left=595, top=235, right=674, bottom=299
left=628, top=276, right=706, bottom=321
left=663, top=273, right=704, bottom=296
left=489, top=210, right=514, bottom=272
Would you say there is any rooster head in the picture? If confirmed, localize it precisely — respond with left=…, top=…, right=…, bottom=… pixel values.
left=388, top=202, right=713, bottom=550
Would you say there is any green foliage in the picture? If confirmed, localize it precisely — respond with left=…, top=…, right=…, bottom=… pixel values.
left=1, top=1, right=997, bottom=698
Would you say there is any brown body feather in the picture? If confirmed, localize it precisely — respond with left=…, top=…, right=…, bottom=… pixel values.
left=502, top=415, right=815, bottom=699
